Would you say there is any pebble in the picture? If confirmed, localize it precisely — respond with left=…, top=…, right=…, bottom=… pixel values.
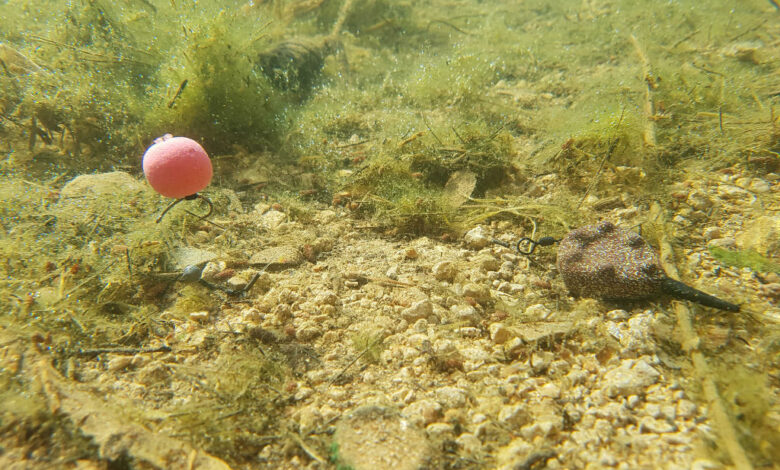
left=531, top=351, right=554, bottom=373
left=432, top=260, right=457, bottom=282
left=538, top=382, right=561, bottom=399
left=525, top=303, right=551, bottom=319
left=602, top=359, right=660, bottom=397
left=259, top=209, right=287, bottom=229
left=676, top=399, right=697, bottom=419
left=707, top=237, right=736, bottom=249
left=455, top=433, right=482, bottom=454
left=401, top=299, right=433, bottom=322
left=462, top=283, right=491, bottom=304
left=451, top=303, right=479, bottom=323
left=200, top=260, right=227, bottom=281
left=295, top=321, right=322, bottom=341
left=639, top=417, right=678, bottom=434
left=475, top=253, right=501, bottom=272
left=691, top=459, right=724, bottom=470
left=489, top=323, right=512, bottom=344
left=464, top=226, right=490, bottom=249
left=402, top=399, right=442, bottom=427
left=249, top=245, right=304, bottom=268
left=107, top=356, right=133, bottom=372
left=717, top=184, right=750, bottom=200
left=335, top=406, right=429, bottom=470
left=386, top=264, right=399, bottom=279
left=426, top=422, right=454, bottom=438
left=748, top=178, right=770, bottom=193
left=189, top=311, right=211, bottom=323
left=605, top=309, right=630, bottom=321
left=685, top=191, right=713, bottom=211
left=702, top=226, right=721, bottom=241
left=496, top=438, right=533, bottom=468
left=436, top=386, right=468, bottom=409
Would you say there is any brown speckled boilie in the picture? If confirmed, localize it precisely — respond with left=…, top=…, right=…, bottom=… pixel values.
left=556, top=221, right=739, bottom=311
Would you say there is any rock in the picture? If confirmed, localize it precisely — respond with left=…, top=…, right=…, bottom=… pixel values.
left=60, top=171, right=144, bottom=200
left=295, top=321, right=322, bottom=342
left=708, top=237, right=736, bottom=250
left=402, top=399, right=442, bottom=427
left=748, top=178, right=770, bottom=193
left=249, top=245, right=303, bottom=269
left=475, top=253, right=501, bottom=272
left=607, top=311, right=654, bottom=354
left=602, top=359, right=660, bottom=397
left=432, top=260, right=457, bottom=282
left=386, top=264, right=399, bottom=279
left=189, top=311, right=210, bottom=323
left=489, top=323, right=512, bottom=344
left=463, top=283, right=491, bottom=304
left=401, top=300, right=433, bottom=322
left=702, top=226, right=722, bottom=241
left=531, top=351, right=554, bottom=374
left=496, top=438, right=534, bottom=469
left=685, top=190, right=713, bottom=211
left=226, top=269, right=260, bottom=290
left=170, top=247, right=219, bottom=270
left=538, top=383, right=561, bottom=399
left=676, top=399, right=697, bottom=419
left=524, top=303, right=551, bottom=319
left=200, top=261, right=227, bottom=282
left=737, top=215, right=780, bottom=257
left=455, top=433, right=482, bottom=454
left=451, top=304, right=479, bottom=323
left=605, top=309, right=629, bottom=321
left=426, top=422, right=454, bottom=438
left=639, top=417, right=678, bottom=434
left=107, top=356, right=133, bottom=372
left=136, top=363, right=171, bottom=386
left=464, top=226, right=490, bottom=249
left=259, top=209, right=287, bottom=229
left=717, top=184, right=750, bottom=200
left=436, top=386, right=468, bottom=409
left=515, top=321, right=572, bottom=343
left=335, top=406, right=429, bottom=470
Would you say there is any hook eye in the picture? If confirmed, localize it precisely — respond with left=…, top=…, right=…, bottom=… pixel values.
left=516, top=237, right=537, bottom=255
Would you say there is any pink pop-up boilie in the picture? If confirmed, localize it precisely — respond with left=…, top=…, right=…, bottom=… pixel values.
left=143, top=134, right=214, bottom=223
left=142, top=135, right=212, bottom=199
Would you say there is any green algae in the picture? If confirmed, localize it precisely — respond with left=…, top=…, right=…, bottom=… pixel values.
left=708, top=246, right=780, bottom=274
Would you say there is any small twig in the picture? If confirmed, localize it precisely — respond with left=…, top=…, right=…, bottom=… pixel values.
left=421, top=113, right=443, bottom=146
left=451, top=126, right=466, bottom=145
left=74, top=345, right=171, bottom=357
left=691, top=62, right=724, bottom=77
left=290, top=433, right=326, bottom=465
left=728, top=18, right=768, bottom=42
left=426, top=19, right=472, bottom=35
left=630, top=34, right=657, bottom=147
left=336, top=139, right=370, bottom=148
left=167, top=79, right=188, bottom=109
left=328, top=337, right=383, bottom=386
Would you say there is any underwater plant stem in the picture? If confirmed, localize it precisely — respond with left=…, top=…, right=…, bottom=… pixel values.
left=331, top=0, right=355, bottom=37
left=654, top=203, right=753, bottom=470
left=577, top=109, right=625, bottom=209
left=630, top=34, right=657, bottom=147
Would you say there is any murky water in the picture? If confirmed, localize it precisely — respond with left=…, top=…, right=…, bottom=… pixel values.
left=1, top=1, right=778, bottom=468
